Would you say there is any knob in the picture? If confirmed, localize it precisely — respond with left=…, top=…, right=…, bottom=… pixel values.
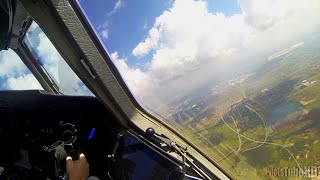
left=146, top=127, right=155, bottom=136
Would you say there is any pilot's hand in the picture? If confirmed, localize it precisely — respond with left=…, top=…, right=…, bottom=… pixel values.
left=66, top=153, right=89, bottom=180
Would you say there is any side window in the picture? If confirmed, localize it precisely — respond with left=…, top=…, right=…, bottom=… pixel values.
left=0, top=49, right=43, bottom=90
left=24, top=22, right=93, bottom=96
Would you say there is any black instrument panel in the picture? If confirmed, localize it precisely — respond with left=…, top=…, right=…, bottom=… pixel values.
left=0, top=90, right=118, bottom=179
left=0, top=90, right=186, bottom=180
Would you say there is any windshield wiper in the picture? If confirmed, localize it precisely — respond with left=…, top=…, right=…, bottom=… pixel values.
left=145, top=128, right=212, bottom=180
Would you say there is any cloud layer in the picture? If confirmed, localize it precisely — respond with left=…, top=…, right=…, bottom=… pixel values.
left=24, top=22, right=93, bottom=96
left=0, top=49, right=42, bottom=90
left=112, top=0, right=320, bottom=111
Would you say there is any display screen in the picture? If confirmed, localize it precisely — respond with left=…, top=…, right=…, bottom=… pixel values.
left=111, top=133, right=184, bottom=180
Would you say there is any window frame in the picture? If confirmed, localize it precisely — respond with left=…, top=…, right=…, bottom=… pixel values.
left=71, top=2, right=232, bottom=179
left=20, top=1, right=232, bottom=179
left=20, top=19, right=94, bottom=96
left=68, top=4, right=230, bottom=178
left=12, top=19, right=60, bottom=93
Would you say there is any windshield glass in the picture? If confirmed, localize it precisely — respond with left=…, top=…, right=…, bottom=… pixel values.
left=24, top=22, right=93, bottom=96
left=0, top=49, right=42, bottom=90
left=76, top=0, right=320, bottom=179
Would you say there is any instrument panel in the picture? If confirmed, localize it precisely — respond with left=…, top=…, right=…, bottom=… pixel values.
left=0, top=90, right=188, bottom=180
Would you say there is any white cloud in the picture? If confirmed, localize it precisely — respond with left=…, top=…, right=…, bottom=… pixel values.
left=114, top=0, right=123, bottom=11
left=132, top=0, right=255, bottom=84
left=111, top=52, right=153, bottom=95
left=36, top=31, right=63, bottom=83
left=238, top=0, right=320, bottom=31
left=37, top=30, right=92, bottom=96
left=97, top=0, right=124, bottom=42
left=7, top=74, right=42, bottom=90
left=28, top=22, right=39, bottom=32
left=101, top=29, right=109, bottom=40
left=0, top=49, right=27, bottom=77
left=25, top=23, right=92, bottom=96
left=58, top=59, right=93, bottom=96
left=119, top=0, right=320, bottom=110
left=0, top=49, right=43, bottom=90
left=97, top=0, right=123, bottom=30
left=110, top=51, right=168, bottom=111
left=132, top=27, right=161, bottom=57
left=108, top=0, right=124, bottom=17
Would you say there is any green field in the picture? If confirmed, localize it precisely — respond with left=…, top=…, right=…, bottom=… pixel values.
left=180, top=39, right=320, bottom=179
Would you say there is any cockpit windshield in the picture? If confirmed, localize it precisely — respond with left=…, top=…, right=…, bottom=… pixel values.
left=24, top=22, right=93, bottom=96
left=75, top=0, right=320, bottom=179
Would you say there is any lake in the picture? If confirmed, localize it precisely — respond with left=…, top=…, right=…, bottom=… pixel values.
left=267, top=100, right=301, bottom=126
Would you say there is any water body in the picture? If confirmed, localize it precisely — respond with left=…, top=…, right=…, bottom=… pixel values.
left=267, top=100, right=301, bottom=126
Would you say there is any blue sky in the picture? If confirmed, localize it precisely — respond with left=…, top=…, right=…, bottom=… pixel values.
left=74, top=0, right=320, bottom=111
left=0, top=1, right=318, bottom=178
left=1, top=0, right=317, bottom=110
left=77, top=0, right=240, bottom=68
left=78, top=0, right=169, bottom=67
left=207, top=0, right=241, bottom=16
